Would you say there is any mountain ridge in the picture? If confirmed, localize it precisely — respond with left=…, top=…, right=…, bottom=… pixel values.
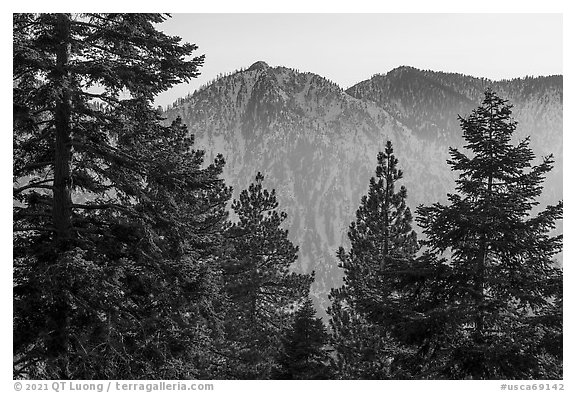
left=168, top=62, right=561, bottom=110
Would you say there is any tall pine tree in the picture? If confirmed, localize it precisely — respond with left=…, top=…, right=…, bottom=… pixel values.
left=416, top=89, right=563, bottom=379
left=221, top=172, right=313, bottom=379
left=13, top=13, right=232, bottom=379
left=328, top=141, right=419, bottom=379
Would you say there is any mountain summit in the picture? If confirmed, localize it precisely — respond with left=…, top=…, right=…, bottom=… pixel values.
left=247, top=60, right=270, bottom=71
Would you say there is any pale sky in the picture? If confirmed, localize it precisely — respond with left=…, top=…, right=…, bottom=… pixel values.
left=153, top=13, right=562, bottom=108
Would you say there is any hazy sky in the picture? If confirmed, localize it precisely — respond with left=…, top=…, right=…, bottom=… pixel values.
left=150, top=13, right=562, bottom=108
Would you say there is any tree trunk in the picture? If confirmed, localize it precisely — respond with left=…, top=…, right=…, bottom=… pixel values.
left=52, top=13, right=73, bottom=248
left=473, top=104, right=495, bottom=353
left=47, top=14, right=73, bottom=379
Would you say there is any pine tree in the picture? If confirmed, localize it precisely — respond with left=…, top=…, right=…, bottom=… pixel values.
left=13, top=13, right=232, bottom=379
left=273, top=298, right=332, bottom=379
left=416, top=89, right=563, bottom=379
left=221, top=172, right=313, bottom=379
left=328, top=141, right=419, bottom=379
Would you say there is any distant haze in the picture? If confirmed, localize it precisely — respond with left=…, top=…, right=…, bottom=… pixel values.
left=154, top=13, right=562, bottom=109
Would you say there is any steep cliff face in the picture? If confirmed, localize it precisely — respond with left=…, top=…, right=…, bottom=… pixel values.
left=166, top=63, right=562, bottom=316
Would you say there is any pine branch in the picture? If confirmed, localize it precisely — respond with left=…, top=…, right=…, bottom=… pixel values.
left=13, top=179, right=54, bottom=194
left=14, top=226, right=54, bottom=232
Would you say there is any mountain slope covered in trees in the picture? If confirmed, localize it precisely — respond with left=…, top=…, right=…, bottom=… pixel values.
left=165, top=62, right=562, bottom=316
left=346, top=66, right=562, bottom=202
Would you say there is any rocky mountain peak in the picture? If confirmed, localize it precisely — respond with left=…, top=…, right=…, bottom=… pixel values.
left=247, top=61, right=270, bottom=71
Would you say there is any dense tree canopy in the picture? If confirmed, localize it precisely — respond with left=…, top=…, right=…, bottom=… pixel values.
left=13, top=13, right=231, bottom=379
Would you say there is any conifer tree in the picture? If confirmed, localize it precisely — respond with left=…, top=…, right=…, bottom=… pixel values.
left=222, top=172, right=313, bottom=379
left=273, top=298, right=332, bottom=379
left=416, top=89, right=563, bottom=379
left=328, top=141, right=419, bottom=379
left=13, top=13, right=231, bottom=379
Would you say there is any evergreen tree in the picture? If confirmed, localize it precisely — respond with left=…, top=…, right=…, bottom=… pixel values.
left=221, top=172, right=313, bottom=379
left=13, top=13, right=232, bottom=379
left=416, top=89, right=563, bottom=379
left=328, top=141, right=419, bottom=379
left=273, top=298, right=331, bottom=379
left=328, top=297, right=397, bottom=379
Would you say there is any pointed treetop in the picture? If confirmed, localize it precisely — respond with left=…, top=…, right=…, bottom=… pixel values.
left=255, top=171, right=265, bottom=184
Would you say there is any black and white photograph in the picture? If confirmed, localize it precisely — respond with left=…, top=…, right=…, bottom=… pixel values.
left=10, top=8, right=567, bottom=386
